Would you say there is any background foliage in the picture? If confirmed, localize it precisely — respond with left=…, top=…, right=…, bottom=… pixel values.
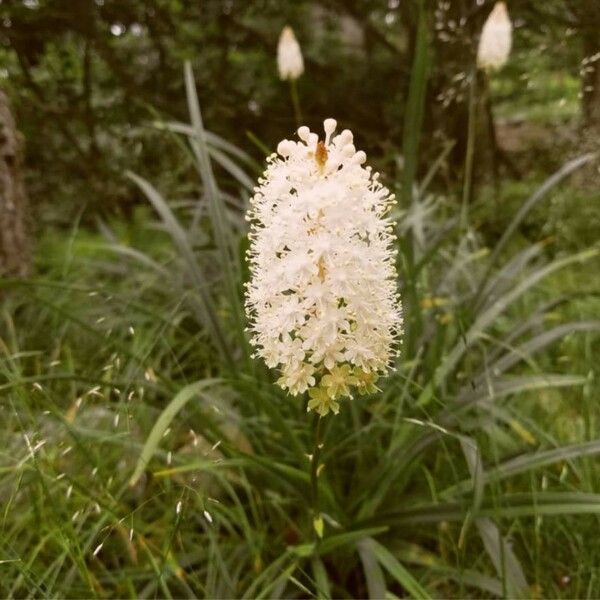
left=1, top=0, right=597, bottom=219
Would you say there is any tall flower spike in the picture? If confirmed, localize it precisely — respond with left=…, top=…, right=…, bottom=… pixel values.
left=277, top=26, right=304, bottom=81
left=245, top=120, right=402, bottom=416
left=477, top=2, right=512, bottom=72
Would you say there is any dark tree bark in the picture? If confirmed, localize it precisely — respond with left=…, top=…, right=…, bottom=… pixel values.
left=0, top=89, right=31, bottom=277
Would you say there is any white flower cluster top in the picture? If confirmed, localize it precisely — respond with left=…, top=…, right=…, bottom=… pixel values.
left=245, top=119, right=402, bottom=416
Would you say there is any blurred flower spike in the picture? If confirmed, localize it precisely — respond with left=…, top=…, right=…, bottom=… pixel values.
left=477, top=1, right=513, bottom=72
left=245, top=119, right=402, bottom=416
left=277, top=26, right=304, bottom=81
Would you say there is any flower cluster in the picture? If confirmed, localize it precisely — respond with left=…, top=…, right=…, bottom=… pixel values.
left=245, top=119, right=402, bottom=416
left=277, top=26, right=304, bottom=81
left=477, top=2, right=512, bottom=72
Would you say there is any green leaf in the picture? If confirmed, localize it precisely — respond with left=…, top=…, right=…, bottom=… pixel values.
left=467, top=321, right=600, bottom=392
left=445, top=439, right=600, bottom=498
left=311, top=557, right=331, bottom=600
left=154, top=121, right=259, bottom=187
left=400, top=0, right=430, bottom=355
left=458, top=436, right=529, bottom=598
left=418, top=249, right=598, bottom=407
left=126, top=170, right=233, bottom=366
left=357, top=538, right=387, bottom=600
left=393, top=542, right=504, bottom=596
left=485, top=152, right=596, bottom=278
left=475, top=518, right=528, bottom=598
left=130, top=379, right=221, bottom=486
left=313, top=515, right=324, bottom=539
left=367, top=538, right=431, bottom=600
left=183, top=62, right=248, bottom=363
left=401, top=0, right=430, bottom=209
left=289, top=527, right=388, bottom=559
left=153, top=120, right=259, bottom=169
left=358, top=492, right=600, bottom=528
left=455, top=374, right=587, bottom=407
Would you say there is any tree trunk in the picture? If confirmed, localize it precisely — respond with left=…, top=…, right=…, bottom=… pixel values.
left=0, top=89, right=31, bottom=278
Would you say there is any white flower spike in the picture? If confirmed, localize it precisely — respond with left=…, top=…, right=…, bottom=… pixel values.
left=245, top=120, right=402, bottom=416
left=277, top=26, right=304, bottom=81
left=477, top=2, right=512, bottom=72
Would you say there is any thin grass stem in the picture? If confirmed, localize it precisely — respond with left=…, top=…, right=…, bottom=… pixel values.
left=461, top=67, right=477, bottom=232
left=310, top=414, right=327, bottom=542
left=289, top=79, right=302, bottom=128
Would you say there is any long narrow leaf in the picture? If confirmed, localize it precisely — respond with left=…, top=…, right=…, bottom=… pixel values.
left=130, top=379, right=221, bottom=486
left=357, top=492, right=600, bottom=528
left=445, top=439, right=600, bottom=497
left=154, top=120, right=259, bottom=170
left=368, top=538, right=431, bottom=600
left=311, top=557, right=332, bottom=600
left=469, top=321, right=600, bottom=390
left=183, top=62, right=248, bottom=362
left=357, top=538, right=387, bottom=600
left=418, top=249, right=598, bottom=407
left=455, top=374, right=587, bottom=406
left=392, top=542, right=504, bottom=596
left=475, top=518, right=528, bottom=598
left=459, top=437, right=528, bottom=597
left=126, top=171, right=233, bottom=366
left=475, top=153, right=596, bottom=299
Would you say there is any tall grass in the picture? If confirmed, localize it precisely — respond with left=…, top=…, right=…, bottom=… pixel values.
left=1, top=59, right=599, bottom=598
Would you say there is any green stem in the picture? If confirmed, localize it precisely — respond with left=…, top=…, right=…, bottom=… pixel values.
left=289, top=78, right=302, bottom=127
left=461, top=67, right=478, bottom=232
left=310, top=414, right=325, bottom=540
left=400, top=0, right=429, bottom=357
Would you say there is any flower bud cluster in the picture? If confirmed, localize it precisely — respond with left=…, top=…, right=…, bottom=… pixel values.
left=277, top=26, right=304, bottom=81
left=477, top=2, right=512, bottom=72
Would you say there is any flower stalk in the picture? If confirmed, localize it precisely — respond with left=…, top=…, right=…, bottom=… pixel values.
left=461, top=68, right=478, bottom=229
left=289, top=78, right=302, bottom=128
left=277, top=26, right=304, bottom=126
left=310, top=413, right=326, bottom=539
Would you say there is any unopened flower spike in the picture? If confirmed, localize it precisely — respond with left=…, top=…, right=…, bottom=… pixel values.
left=277, top=26, right=304, bottom=81
left=477, top=1, right=512, bottom=72
left=245, top=119, right=402, bottom=416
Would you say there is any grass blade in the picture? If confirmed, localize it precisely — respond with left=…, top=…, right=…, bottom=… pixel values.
left=126, top=170, right=234, bottom=366
left=458, top=436, right=528, bottom=597
left=470, top=321, right=600, bottom=387
left=393, top=542, right=504, bottom=596
left=183, top=62, right=248, bottom=363
left=357, top=538, right=387, bottom=600
left=400, top=0, right=430, bottom=356
left=455, top=374, right=587, bottom=406
left=359, top=492, right=600, bottom=528
left=418, top=249, right=598, bottom=407
left=311, top=557, right=332, bottom=600
left=445, top=439, right=600, bottom=497
left=367, top=538, right=431, bottom=600
left=475, top=518, right=528, bottom=598
left=130, top=378, right=221, bottom=486
left=476, top=153, right=597, bottom=299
